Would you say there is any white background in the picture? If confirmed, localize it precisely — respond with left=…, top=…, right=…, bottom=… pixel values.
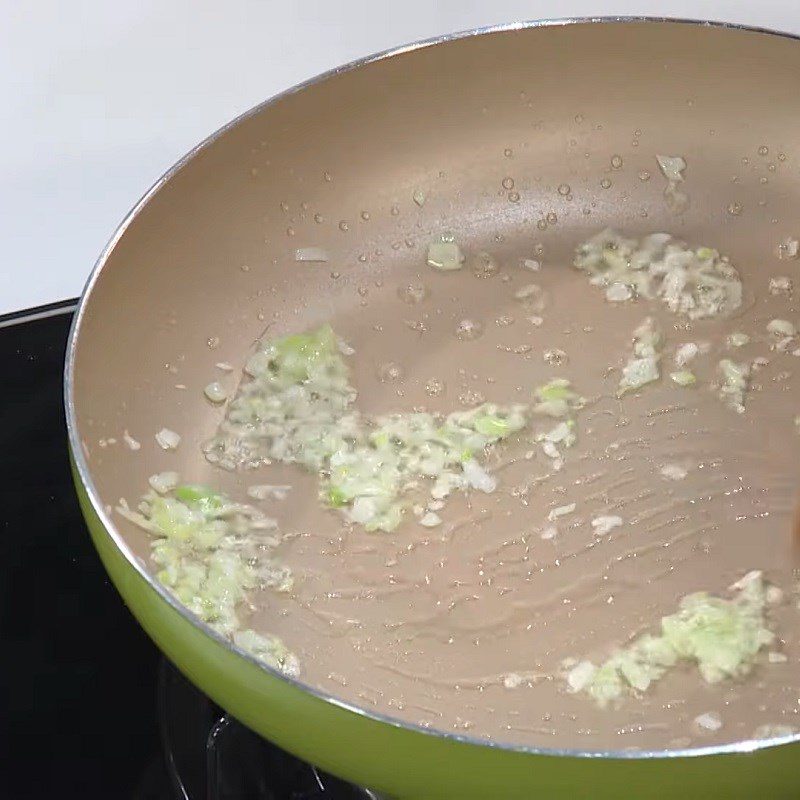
left=3, top=1, right=799, bottom=314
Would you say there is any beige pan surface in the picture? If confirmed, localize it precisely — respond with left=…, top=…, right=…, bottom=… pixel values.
left=71, top=19, right=800, bottom=752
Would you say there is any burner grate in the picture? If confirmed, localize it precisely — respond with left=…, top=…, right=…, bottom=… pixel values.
left=157, top=659, right=380, bottom=800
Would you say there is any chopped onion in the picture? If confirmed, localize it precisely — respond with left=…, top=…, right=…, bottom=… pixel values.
left=427, top=237, right=464, bottom=271
left=155, top=428, right=181, bottom=450
left=337, top=338, right=355, bottom=356
left=695, top=712, right=723, bottom=732
left=543, top=421, right=575, bottom=444
left=567, top=572, right=774, bottom=707
left=148, top=471, right=180, bottom=494
left=769, top=276, right=793, bottom=296
left=768, top=651, right=788, bottom=663
left=462, top=459, right=498, bottom=494
left=767, top=319, right=797, bottom=338
left=542, top=441, right=561, bottom=460
left=419, top=511, right=442, bottom=528
left=591, top=515, right=623, bottom=536
left=515, top=283, right=543, bottom=301
left=729, top=570, right=763, bottom=592
left=204, top=381, right=228, bottom=404
left=522, top=258, right=541, bottom=271
left=605, top=282, right=632, bottom=302
left=670, top=370, right=696, bottom=387
left=233, top=629, right=300, bottom=677
left=775, top=236, right=799, bottom=261
left=727, top=332, right=750, bottom=348
left=766, top=586, right=784, bottom=605
left=350, top=496, right=377, bottom=525
left=412, top=189, right=426, bottom=207
left=503, top=672, right=524, bottom=689
left=574, top=229, right=742, bottom=320
left=660, top=464, right=688, bottom=481
left=566, top=660, right=597, bottom=693
left=532, top=378, right=585, bottom=419
left=753, top=724, right=798, bottom=739
left=118, top=484, right=297, bottom=675
left=294, top=247, right=329, bottom=263
left=548, top=502, right=576, bottom=522
left=656, top=154, right=687, bottom=182
left=674, top=342, right=699, bottom=367
left=122, top=430, right=141, bottom=451
left=618, top=318, right=662, bottom=396
left=205, top=324, right=527, bottom=532
left=717, top=359, right=750, bottom=413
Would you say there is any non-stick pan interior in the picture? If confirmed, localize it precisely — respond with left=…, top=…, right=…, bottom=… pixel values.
left=69, top=20, right=800, bottom=754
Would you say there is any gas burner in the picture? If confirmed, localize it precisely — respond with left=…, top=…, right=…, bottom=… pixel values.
left=156, top=659, right=379, bottom=800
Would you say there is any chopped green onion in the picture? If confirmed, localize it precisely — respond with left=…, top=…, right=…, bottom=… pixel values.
left=670, top=370, right=696, bottom=387
left=565, top=571, right=774, bottom=707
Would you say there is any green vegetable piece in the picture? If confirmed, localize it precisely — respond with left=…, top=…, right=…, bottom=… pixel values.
left=587, top=661, right=625, bottom=706
left=364, top=503, right=404, bottom=533
left=325, top=486, right=348, bottom=508
left=175, top=484, right=224, bottom=514
left=567, top=572, right=773, bottom=706
left=473, top=414, right=512, bottom=437
left=272, top=324, right=338, bottom=380
left=371, top=431, right=390, bottom=449
left=536, top=379, right=575, bottom=402
left=661, top=588, right=772, bottom=683
left=602, top=248, right=629, bottom=273
left=670, top=370, right=696, bottom=387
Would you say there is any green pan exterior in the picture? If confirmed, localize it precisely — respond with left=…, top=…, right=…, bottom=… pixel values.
left=72, top=454, right=800, bottom=799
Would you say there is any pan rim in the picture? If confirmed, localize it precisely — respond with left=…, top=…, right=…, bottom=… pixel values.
left=64, top=15, right=800, bottom=762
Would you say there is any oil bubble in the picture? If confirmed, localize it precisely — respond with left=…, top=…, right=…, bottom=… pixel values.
left=377, top=362, right=404, bottom=382
left=455, top=319, right=484, bottom=340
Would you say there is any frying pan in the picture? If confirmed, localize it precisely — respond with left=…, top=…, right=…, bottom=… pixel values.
left=65, top=18, right=800, bottom=799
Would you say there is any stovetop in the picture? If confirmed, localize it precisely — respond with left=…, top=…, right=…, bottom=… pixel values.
left=2, top=302, right=376, bottom=799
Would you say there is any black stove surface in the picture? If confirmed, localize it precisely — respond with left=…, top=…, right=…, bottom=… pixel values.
left=2, top=303, right=375, bottom=800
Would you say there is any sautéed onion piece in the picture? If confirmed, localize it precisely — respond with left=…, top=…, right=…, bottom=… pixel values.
left=618, top=317, right=663, bottom=396
left=117, top=485, right=298, bottom=677
left=204, top=324, right=528, bottom=532
left=574, top=229, right=742, bottom=320
left=566, top=571, right=774, bottom=707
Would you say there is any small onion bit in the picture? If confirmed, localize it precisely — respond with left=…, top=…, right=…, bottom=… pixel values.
left=122, top=430, right=141, bottom=451
left=694, top=712, right=723, bottom=733
left=155, top=428, right=181, bottom=450
left=656, top=154, right=687, bottom=183
left=591, top=515, right=623, bottom=536
left=204, top=382, right=228, bottom=404
left=427, top=235, right=465, bottom=271
left=148, top=471, right=180, bottom=494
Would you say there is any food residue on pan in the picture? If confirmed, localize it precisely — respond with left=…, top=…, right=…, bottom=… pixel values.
left=116, top=224, right=800, bottom=752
